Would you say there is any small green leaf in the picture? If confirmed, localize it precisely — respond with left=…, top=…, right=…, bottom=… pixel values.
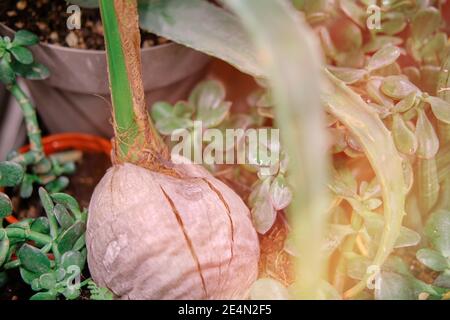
left=18, top=244, right=51, bottom=275
left=381, top=76, right=419, bottom=100
left=0, top=193, right=12, bottom=219
left=151, top=101, right=173, bottom=122
left=20, top=174, right=34, bottom=199
left=31, top=217, right=50, bottom=234
left=190, top=80, right=226, bottom=112
left=416, top=109, right=440, bottom=159
left=434, top=271, right=450, bottom=288
left=425, top=210, right=450, bottom=258
left=30, top=291, right=57, bottom=300
left=0, top=57, right=15, bottom=84
left=54, top=204, right=75, bottom=230
left=63, top=286, right=81, bottom=300
left=269, top=175, right=292, bottom=211
left=416, top=248, right=448, bottom=272
left=327, top=66, right=367, bottom=84
left=57, top=221, right=86, bottom=255
left=196, top=102, right=231, bottom=128
left=45, top=176, right=69, bottom=194
left=51, top=193, right=82, bottom=218
left=12, top=30, right=39, bottom=47
left=0, top=161, right=24, bottom=187
left=392, top=113, right=417, bottom=155
left=39, top=273, right=57, bottom=290
left=375, top=272, right=416, bottom=300
left=426, top=96, right=450, bottom=125
left=61, top=250, right=85, bottom=271
left=12, top=61, right=49, bottom=80
left=393, top=92, right=417, bottom=113
left=249, top=278, right=290, bottom=300
left=155, top=117, right=193, bottom=136
left=411, top=7, right=442, bottom=44
left=19, top=267, right=40, bottom=285
left=9, top=46, right=33, bottom=65
left=250, top=178, right=276, bottom=234
left=367, top=46, right=401, bottom=73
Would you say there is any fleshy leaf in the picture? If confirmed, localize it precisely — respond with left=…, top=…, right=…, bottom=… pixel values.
left=30, top=291, right=57, bottom=300
left=381, top=76, right=420, bottom=100
left=424, top=210, right=450, bottom=258
left=250, top=178, right=276, bottom=234
left=416, top=248, right=448, bottom=272
left=151, top=101, right=173, bottom=122
left=367, top=46, right=401, bottom=73
left=392, top=113, right=417, bottom=155
left=9, top=46, right=33, bottom=65
left=374, top=272, right=416, bottom=300
left=12, top=30, right=39, bottom=47
left=57, top=221, right=86, bottom=255
left=426, top=96, right=450, bottom=125
left=327, top=66, right=367, bottom=84
left=0, top=161, right=24, bottom=187
left=12, top=61, right=50, bottom=80
left=416, top=109, right=440, bottom=159
left=0, top=193, right=12, bottom=219
left=269, top=175, right=292, bottom=211
left=249, top=278, right=290, bottom=300
left=411, top=7, right=442, bottom=44
left=18, top=244, right=51, bottom=275
left=61, top=250, right=85, bottom=271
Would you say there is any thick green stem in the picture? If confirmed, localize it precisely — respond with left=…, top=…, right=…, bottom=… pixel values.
left=5, top=228, right=51, bottom=247
left=7, top=83, right=44, bottom=166
left=99, top=0, right=167, bottom=167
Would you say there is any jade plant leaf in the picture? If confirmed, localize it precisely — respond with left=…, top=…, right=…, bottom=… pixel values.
left=381, top=76, right=419, bottom=100
left=249, top=278, right=290, bottom=300
left=416, top=109, right=440, bottom=159
left=424, top=210, right=450, bottom=258
left=0, top=161, right=24, bottom=187
left=269, top=175, right=292, bottom=211
left=411, top=7, right=442, bottom=45
left=31, top=217, right=50, bottom=234
left=416, top=248, right=449, bottom=272
left=38, top=272, right=57, bottom=290
left=20, top=268, right=40, bottom=285
left=138, top=0, right=262, bottom=77
left=151, top=101, right=174, bottom=122
left=51, top=193, right=82, bottom=219
left=57, top=221, right=86, bottom=255
left=327, top=66, right=367, bottom=84
left=367, top=46, right=401, bottom=73
left=12, top=30, right=39, bottom=47
left=0, top=193, right=12, bottom=218
left=374, top=272, right=416, bottom=300
left=426, top=96, right=450, bottom=125
left=18, top=244, right=51, bottom=275
left=54, top=204, right=75, bottom=230
left=392, top=113, right=417, bottom=155
left=0, top=58, right=15, bottom=84
left=61, top=250, right=85, bottom=271
left=30, top=291, right=57, bottom=300
left=12, top=61, right=50, bottom=80
left=190, top=80, right=231, bottom=128
left=9, top=46, right=33, bottom=65
left=250, top=178, right=276, bottom=234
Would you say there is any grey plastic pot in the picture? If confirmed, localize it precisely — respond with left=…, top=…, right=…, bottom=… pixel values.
left=0, top=24, right=211, bottom=137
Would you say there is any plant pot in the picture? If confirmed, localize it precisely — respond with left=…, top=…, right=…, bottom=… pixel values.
left=3, top=132, right=112, bottom=225
left=0, top=24, right=211, bottom=137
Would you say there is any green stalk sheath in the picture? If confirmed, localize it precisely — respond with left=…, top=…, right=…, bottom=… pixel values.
left=7, top=83, right=44, bottom=165
left=416, top=157, right=440, bottom=215
left=99, top=0, right=139, bottom=158
left=224, top=0, right=329, bottom=299
left=323, top=71, right=406, bottom=299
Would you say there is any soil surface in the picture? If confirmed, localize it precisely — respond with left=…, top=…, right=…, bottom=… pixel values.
left=0, top=0, right=168, bottom=50
left=0, top=151, right=110, bottom=300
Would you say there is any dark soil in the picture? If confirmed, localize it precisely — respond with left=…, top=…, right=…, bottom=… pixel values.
left=0, top=0, right=169, bottom=50
left=0, top=151, right=110, bottom=300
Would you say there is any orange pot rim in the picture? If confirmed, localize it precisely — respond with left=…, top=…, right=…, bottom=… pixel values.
left=3, top=133, right=112, bottom=224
